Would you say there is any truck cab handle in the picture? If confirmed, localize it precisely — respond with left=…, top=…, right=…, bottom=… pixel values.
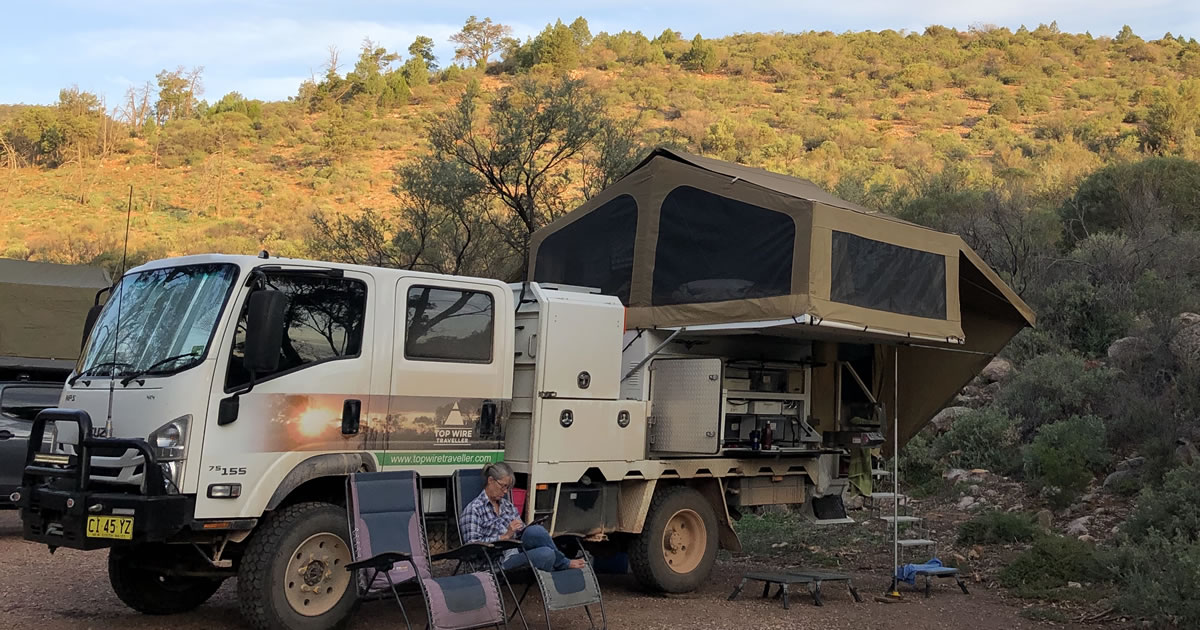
left=341, top=399, right=362, bottom=435
left=0, top=430, right=12, bottom=440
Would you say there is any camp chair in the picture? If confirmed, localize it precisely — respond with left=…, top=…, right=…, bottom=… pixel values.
left=346, top=470, right=508, bottom=630
left=452, top=469, right=607, bottom=630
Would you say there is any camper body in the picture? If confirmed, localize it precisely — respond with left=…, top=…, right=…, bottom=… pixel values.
left=19, top=254, right=854, bottom=629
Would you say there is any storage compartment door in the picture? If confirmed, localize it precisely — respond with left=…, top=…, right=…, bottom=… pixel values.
left=649, top=357, right=722, bottom=455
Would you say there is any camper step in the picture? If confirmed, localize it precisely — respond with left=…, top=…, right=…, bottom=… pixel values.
left=872, top=469, right=892, bottom=477
left=880, top=516, right=922, bottom=524
left=869, top=492, right=906, bottom=500
left=896, top=538, right=936, bottom=547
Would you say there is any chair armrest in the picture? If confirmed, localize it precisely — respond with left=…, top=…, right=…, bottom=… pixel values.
left=346, top=551, right=412, bottom=572
left=491, top=539, right=522, bottom=551
left=432, top=542, right=495, bottom=563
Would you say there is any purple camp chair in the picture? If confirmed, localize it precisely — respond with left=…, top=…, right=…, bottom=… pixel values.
left=451, top=470, right=606, bottom=630
left=346, top=470, right=508, bottom=630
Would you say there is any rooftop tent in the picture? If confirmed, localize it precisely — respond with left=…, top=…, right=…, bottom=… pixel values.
left=0, top=259, right=111, bottom=365
left=529, top=148, right=1035, bottom=446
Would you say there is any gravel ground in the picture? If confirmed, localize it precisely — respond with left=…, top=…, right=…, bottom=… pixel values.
left=0, top=510, right=1066, bottom=630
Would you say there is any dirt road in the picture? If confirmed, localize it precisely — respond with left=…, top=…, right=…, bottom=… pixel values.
left=0, top=511, right=1066, bottom=630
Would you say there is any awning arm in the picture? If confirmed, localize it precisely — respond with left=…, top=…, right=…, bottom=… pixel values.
left=621, top=327, right=686, bottom=383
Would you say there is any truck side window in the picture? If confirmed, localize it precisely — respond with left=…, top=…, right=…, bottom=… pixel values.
left=404, top=286, right=494, bottom=363
left=225, top=275, right=368, bottom=389
left=0, top=386, right=60, bottom=422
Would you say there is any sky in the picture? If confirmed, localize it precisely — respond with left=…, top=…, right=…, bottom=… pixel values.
left=2, top=0, right=1197, bottom=106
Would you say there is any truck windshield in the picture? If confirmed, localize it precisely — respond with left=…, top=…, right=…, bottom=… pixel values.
left=76, top=263, right=239, bottom=381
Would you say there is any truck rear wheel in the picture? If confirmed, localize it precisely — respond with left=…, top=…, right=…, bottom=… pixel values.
left=108, top=544, right=224, bottom=615
left=629, top=485, right=719, bottom=593
left=238, top=502, right=356, bottom=630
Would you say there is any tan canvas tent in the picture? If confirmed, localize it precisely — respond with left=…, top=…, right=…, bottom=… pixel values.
left=0, top=259, right=110, bottom=367
left=529, top=148, right=1034, bottom=447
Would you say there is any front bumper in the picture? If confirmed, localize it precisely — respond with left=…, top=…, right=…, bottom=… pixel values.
left=17, top=408, right=194, bottom=550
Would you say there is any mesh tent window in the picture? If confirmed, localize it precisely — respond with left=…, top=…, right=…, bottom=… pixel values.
left=651, top=186, right=795, bottom=306
left=534, top=194, right=638, bottom=303
left=830, top=231, right=946, bottom=319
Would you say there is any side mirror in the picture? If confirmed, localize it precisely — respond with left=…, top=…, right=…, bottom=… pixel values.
left=81, top=304, right=104, bottom=352
left=217, top=395, right=240, bottom=426
left=244, top=290, right=287, bottom=374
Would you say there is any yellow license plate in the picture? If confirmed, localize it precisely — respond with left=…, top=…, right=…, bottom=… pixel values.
left=86, top=515, right=134, bottom=540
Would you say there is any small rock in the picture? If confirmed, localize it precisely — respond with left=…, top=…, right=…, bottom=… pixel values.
left=1066, top=516, right=1092, bottom=536
left=931, top=406, right=972, bottom=435
left=1111, top=526, right=1121, bottom=535
left=984, top=489, right=999, bottom=498
left=967, top=501, right=985, bottom=511
left=968, top=485, right=982, bottom=497
left=843, top=494, right=865, bottom=511
left=980, top=357, right=1014, bottom=383
left=1081, top=492, right=1097, bottom=503
left=968, top=547, right=981, bottom=560
left=944, top=468, right=968, bottom=482
left=1078, top=535, right=1096, bottom=543
left=1067, top=581, right=1082, bottom=589
left=957, top=496, right=976, bottom=510
left=1036, top=509, right=1053, bottom=530
left=1117, top=456, right=1146, bottom=471
left=1177, top=312, right=1200, bottom=329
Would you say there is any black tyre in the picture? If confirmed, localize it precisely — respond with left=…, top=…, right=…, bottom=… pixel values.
left=629, top=485, right=719, bottom=593
left=237, top=502, right=356, bottom=630
left=108, top=544, right=224, bottom=615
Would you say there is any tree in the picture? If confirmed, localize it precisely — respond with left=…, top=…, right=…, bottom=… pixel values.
left=408, top=36, right=438, bottom=70
left=568, top=17, right=592, bottom=48
left=529, top=20, right=581, bottom=70
left=155, top=66, right=203, bottom=124
left=450, top=16, right=511, bottom=68
left=427, top=76, right=609, bottom=266
left=681, top=34, right=718, bottom=73
left=309, top=157, right=509, bottom=277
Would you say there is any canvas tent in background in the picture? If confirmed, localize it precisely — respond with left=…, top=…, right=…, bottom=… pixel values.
left=0, top=259, right=110, bottom=371
left=529, top=148, right=1034, bottom=448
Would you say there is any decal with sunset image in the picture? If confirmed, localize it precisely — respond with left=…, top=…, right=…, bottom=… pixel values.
left=237, top=393, right=506, bottom=453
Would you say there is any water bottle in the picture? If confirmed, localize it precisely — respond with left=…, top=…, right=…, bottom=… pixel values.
left=750, top=429, right=761, bottom=451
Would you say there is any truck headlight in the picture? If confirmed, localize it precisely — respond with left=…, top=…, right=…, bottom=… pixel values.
left=149, top=415, right=190, bottom=461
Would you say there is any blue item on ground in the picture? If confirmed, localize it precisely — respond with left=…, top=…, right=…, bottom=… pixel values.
left=895, top=558, right=943, bottom=585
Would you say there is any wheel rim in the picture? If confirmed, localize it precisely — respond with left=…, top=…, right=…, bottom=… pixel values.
left=284, top=532, right=351, bottom=617
left=661, top=508, right=706, bottom=574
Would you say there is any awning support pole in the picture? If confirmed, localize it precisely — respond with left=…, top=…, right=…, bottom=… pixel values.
left=890, top=347, right=901, bottom=596
left=621, top=327, right=685, bottom=383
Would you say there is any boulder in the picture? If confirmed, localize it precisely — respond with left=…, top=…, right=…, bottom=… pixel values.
left=1170, top=323, right=1200, bottom=364
left=957, top=496, right=977, bottom=510
left=1177, top=438, right=1200, bottom=467
left=980, top=357, right=1014, bottom=383
left=1067, top=581, right=1082, bottom=589
left=1036, top=509, right=1053, bottom=530
left=1107, top=336, right=1150, bottom=368
left=931, top=406, right=972, bottom=435
left=843, top=494, right=865, bottom=511
left=1066, top=516, right=1092, bottom=536
left=1104, top=469, right=1137, bottom=490
left=1177, top=312, right=1200, bottom=329
left=1078, top=535, right=1096, bottom=544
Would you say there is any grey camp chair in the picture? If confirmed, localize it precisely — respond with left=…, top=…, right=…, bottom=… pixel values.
left=346, top=470, right=508, bottom=630
left=452, top=470, right=606, bottom=630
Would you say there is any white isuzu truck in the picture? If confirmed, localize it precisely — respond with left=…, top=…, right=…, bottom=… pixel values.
left=18, top=150, right=1033, bottom=630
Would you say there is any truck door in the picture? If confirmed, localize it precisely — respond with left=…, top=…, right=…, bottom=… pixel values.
left=379, top=277, right=511, bottom=472
left=195, top=268, right=375, bottom=519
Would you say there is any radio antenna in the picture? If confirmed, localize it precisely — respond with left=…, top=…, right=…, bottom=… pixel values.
left=104, top=186, right=134, bottom=438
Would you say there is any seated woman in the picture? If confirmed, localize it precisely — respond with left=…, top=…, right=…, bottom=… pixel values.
left=460, top=461, right=586, bottom=571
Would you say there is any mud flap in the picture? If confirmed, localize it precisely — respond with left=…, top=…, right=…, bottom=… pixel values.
left=692, top=479, right=742, bottom=553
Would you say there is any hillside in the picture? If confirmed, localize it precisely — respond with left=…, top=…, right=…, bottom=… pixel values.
left=2, top=23, right=1198, bottom=269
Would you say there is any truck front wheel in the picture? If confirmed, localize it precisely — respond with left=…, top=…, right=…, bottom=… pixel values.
left=629, top=485, right=719, bottom=593
left=238, top=502, right=356, bottom=630
left=108, top=544, right=224, bottom=615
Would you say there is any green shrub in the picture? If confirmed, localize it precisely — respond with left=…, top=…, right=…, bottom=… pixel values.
left=997, top=352, right=1118, bottom=435
left=1024, top=415, right=1110, bottom=508
left=1000, top=535, right=1105, bottom=591
left=932, top=407, right=1022, bottom=475
left=958, top=511, right=1039, bottom=545
left=1111, top=532, right=1200, bottom=627
left=1123, top=464, right=1200, bottom=543
left=897, top=431, right=942, bottom=493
